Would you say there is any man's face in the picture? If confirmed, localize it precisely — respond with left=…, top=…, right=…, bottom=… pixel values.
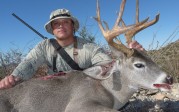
left=51, top=18, right=74, bottom=40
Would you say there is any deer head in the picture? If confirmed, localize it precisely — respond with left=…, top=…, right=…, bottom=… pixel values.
left=92, top=0, right=172, bottom=95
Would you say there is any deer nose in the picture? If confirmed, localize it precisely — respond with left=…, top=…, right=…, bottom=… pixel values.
left=165, top=75, right=173, bottom=85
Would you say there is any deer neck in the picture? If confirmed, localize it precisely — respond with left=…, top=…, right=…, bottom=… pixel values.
left=101, top=60, right=137, bottom=109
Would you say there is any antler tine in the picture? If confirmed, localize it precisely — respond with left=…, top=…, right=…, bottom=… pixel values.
left=93, top=0, right=104, bottom=40
left=103, top=21, right=110, bottom=31
left=138, top=13, right=160, bottom=31
left=114, top=0, right=126, bottom=27
left=112, top=0, right=135, bottom=35
left=124, top=0, right=160, bottom=45
left=136, top=0, right=139, bottom=23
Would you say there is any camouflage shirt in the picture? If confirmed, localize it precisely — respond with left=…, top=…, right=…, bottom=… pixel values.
left=12, top=37, right=111, bottom=80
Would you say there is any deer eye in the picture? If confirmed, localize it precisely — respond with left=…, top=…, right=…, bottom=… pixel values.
left=134, top=63, right=145, bottom=68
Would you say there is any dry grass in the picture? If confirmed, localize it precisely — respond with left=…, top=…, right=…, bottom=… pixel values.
left=148, top=40, right=179, bottom=83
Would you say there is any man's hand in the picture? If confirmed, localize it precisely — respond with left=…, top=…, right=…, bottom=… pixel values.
left=128, top=40, right=145, bottom=51
left=0, top=75, right=20, bottom=90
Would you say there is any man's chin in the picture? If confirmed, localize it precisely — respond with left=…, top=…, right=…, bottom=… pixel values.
left=56, top=36, right=67, bottom=40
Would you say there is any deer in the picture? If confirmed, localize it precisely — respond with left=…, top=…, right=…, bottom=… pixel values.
left=0, top=0, right=173, bottom=112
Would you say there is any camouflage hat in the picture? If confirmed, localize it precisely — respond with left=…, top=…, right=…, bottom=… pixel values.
left=44, top=8, right=79, bottom=35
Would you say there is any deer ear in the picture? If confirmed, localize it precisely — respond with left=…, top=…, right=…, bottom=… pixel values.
left=109, top=46, right=126, bottom=60
left=83, top=66, right=112, bottom=80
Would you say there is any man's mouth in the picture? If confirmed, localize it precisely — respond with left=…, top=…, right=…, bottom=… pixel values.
left=58, top=30, right=65, bottom=33
left=153, top=84, right=171, bottom=90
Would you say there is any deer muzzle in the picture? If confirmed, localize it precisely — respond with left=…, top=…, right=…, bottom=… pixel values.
left=165, top=75, right=173, bottom=85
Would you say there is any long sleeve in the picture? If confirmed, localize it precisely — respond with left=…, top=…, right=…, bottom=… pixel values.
left=12, top=40, right=46, bottom=80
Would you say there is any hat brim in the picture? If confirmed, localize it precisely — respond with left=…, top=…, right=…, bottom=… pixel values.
left=44, top=16, right=79, bottom=35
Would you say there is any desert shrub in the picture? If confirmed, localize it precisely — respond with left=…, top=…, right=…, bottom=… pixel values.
left=0, top=49, right=24, bottom=78
left=148, top=40, right=179, bottom=83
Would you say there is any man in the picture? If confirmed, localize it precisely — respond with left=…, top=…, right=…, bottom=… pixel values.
left=0, top=8, right=143, bottom=89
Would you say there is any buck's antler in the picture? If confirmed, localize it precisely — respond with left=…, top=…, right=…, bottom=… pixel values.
left=94, top=0, right=135, bottom=57
left=94, top=0, right=160, bottom=57
left=122, top=0, right=160, bottom=45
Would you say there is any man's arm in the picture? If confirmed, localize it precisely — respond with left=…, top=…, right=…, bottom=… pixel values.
left=0, top=40, right=47, bottom=89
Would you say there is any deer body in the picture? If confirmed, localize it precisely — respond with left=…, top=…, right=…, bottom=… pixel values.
left=0, top=71, right=122, bottom=112
left=0, top=49, right=169, bottom=112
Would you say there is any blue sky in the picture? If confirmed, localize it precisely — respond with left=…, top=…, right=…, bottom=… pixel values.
left=0, top=0, right=179, bottom=54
